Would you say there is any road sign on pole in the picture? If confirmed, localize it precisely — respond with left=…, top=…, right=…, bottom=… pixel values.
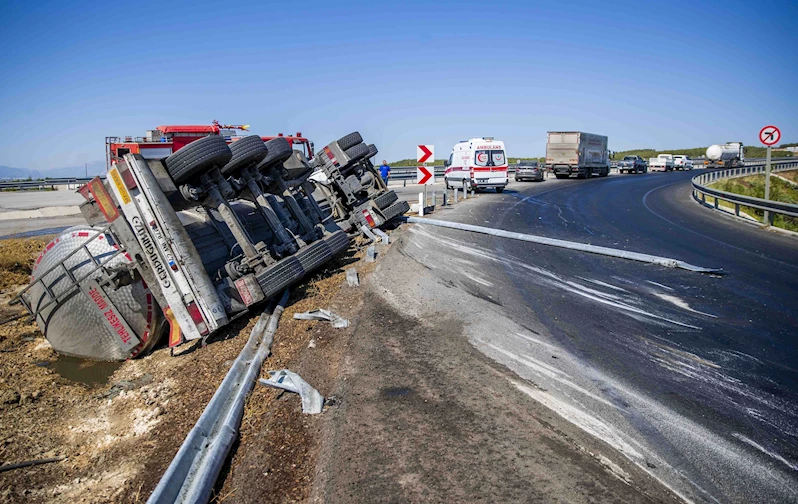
left=759, top=125, right=780, bottom=225
left=759, top=125, right=780, bottom=146
left=417, top=145, right=434, bottom=164
left=417, top=166, right=434, bottom=185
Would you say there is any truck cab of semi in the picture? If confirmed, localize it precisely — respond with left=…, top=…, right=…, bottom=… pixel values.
left=444, top=138, right=508, bottom=193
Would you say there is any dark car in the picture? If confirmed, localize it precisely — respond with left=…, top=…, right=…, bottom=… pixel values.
left=617, top=155, right=647, bottom=174
left=514, top=160, right=544, bottom=182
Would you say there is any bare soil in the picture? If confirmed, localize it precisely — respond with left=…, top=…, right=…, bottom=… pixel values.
left=0, top=235, right=373, bottom=503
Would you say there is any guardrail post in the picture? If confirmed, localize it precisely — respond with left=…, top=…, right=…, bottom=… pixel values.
left=454, top=187, right=458, bottom=203
left=701, top=192, right=706, bottom=205
left=714, top=198, right=718, bottom=210
left=735, top=204, right=740, bottom=217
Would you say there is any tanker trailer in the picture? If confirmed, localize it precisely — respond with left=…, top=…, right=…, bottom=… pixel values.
left=705, top=142, right=744, bottom=169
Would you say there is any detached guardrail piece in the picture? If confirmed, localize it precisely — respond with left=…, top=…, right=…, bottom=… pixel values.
left=293, top=308, right=349, bottom=328
left=258, top=370, right=324, bottom=414
left=405, top=217, right=723, bottom=274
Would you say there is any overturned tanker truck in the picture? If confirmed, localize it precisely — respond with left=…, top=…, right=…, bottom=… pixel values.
left=13, top=124, right=406, bottom=361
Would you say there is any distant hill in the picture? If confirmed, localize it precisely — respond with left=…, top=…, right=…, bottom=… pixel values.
left=0, top=165, right=42, bottom=180
left=0, top=161, right=105, bottom=181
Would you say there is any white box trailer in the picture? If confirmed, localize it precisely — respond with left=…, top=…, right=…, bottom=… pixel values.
left=546, top=132, right=610, bottom=179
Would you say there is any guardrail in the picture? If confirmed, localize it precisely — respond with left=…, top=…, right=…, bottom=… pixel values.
left=691, top=160, right=798, bottom=224
left=0, top=177, right=97, bottom=191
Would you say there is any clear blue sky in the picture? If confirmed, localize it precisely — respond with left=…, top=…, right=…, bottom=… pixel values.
left=1, top=0, right=796, bottom=169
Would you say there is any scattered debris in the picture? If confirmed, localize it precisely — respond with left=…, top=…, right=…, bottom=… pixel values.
left=346, top=268, right=360, bottom=287
left=372, top=228, right=390, bottom=244
left=0, top=456, right=66, bottom=474
left=258, top=370, right=324, bottom=414
left=293, top=309, right=349, bottom=328
left=366, top=245, right=377, bottom=262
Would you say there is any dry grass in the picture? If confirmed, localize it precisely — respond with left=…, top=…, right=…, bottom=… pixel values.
left=0, top=237, right=48, bottom=291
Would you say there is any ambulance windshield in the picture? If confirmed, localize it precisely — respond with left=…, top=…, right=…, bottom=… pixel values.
left=475, top=149, right=506, bottom=167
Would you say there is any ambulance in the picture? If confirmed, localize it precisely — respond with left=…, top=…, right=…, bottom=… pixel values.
left=443, top=137, right=508, bottom=193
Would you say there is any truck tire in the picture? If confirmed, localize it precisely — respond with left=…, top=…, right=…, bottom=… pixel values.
left=381, top=200, right=410, bottom=221
left=344, top=143, right=370, bottom=164
left=373, top=190, right=398, bottom=210
left=164, top=135, right=232, bottom=184
left=337, top=132, right=363, bottom=151
left=366, top=144, right=378, bottom=159
left=258, top=137, right=293, bottom=169
left=600, top=167, right=608, bottom=177
left=496, top=187, right=504, bottom=193
left=222, top=135, right=268, bottom=175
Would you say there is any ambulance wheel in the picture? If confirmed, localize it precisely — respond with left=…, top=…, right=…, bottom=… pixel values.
left=496, top=187, right=504, bottom=193
left=222, top=135, right=268, bottom=175
left=258, top=137, right=293, bottom=170
left=373, top=190, right=398, bottom=210
left=337, top=132, right=363, bottom=151
left=164, top=135, right=232, bottom=184
left=344, top=143, right=370, bottom=164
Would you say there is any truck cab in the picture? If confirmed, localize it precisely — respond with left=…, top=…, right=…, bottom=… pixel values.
left=444, top=138, right=508, bottom=193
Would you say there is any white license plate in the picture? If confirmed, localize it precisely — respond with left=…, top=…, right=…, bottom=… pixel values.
left=477, top=178, right=488, bottom=183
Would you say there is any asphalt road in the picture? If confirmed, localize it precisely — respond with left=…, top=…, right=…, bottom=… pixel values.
left=397, top=171, right=798, bottom=503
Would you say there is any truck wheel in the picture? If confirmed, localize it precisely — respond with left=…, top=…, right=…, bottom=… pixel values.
left=258, top=137, right=293, bottom=169
left=222, top=135, right=268, bottom=175
left=337, top=132, right=363, bottom=151
left=164, top=135, right=232, bottom=184
left=366, top=144, right=378, bottom=159
left=373, top=190, right=398, bottom=210
left=381, top=200, right=410, bottom=221
left=344, top=143, right=370, bottom=164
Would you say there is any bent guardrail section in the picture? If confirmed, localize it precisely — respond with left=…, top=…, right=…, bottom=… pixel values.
left=691, top=161, right=798, bottom=224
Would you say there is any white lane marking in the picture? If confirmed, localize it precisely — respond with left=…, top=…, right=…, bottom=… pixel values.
left=653, top=293, right=717, bottom=318
left=459, top=269, right=493, bottom=287
left=511, top=380, right=643, bottom=459
left=485, top=343, right=628, bottom=412
left=732, top=433, right=798, bottom=472
left=578, top=277, right=631, bottom=293
left=646, top=280, right=674, bottom=291
left=513, top=332, right=561, bottom=352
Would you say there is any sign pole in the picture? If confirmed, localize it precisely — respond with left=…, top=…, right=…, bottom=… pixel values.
left=764, top=145, right=772, bottom=225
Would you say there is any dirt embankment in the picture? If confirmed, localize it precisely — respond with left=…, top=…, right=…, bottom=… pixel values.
left=0, top=234, right=377, bottom=503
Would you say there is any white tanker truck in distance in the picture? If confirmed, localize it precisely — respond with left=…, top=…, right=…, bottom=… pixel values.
left=705, top=142, right=744, bottom=169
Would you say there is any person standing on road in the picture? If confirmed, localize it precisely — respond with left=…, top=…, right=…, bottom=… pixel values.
left=379, top=160, right=391, bottom=186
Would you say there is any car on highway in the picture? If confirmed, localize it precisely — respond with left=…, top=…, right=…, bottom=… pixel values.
left=649, top=154, right=674, bottom=172
left=617, top=155, right=647, bottom=174
left=673, top=155, right=693, bottom=170
left=514, top=160, right=544, bottom=182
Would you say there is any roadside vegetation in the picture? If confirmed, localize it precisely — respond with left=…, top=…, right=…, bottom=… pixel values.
left=707, top=170, right=798, bottom=232
left=0, top=237, right=47, bottom=290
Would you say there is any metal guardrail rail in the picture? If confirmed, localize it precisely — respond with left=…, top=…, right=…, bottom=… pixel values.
left=0, top=177, right=98, bottom=191
left=691, top=160, right=798, bottom=223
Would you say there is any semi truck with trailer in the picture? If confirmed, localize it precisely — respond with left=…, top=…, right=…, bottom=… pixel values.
left=705, top=142, right=744, bottom=169
left=13, top=125, right=405, bottom=362
left=545, top=132, right=610, bottom=179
